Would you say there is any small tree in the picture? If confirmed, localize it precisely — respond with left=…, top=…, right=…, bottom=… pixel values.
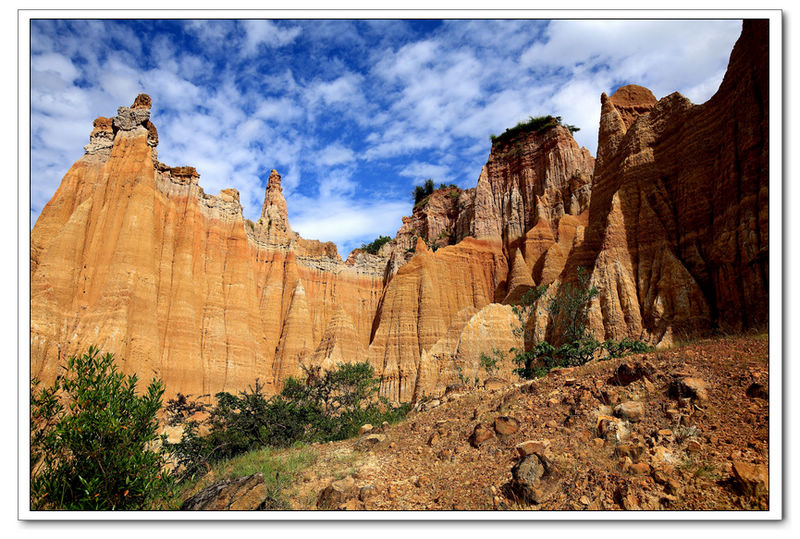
left=547, top=266, right=599, bottom=346
left=411, top=179, right=436, bottom=205
left=30, top=346, right=173, bottom=510
left=510, top=268, right=602, bottom=378
left=168, top=362, right=410, bottom=481
left=360, top=235, right=392, bottom=255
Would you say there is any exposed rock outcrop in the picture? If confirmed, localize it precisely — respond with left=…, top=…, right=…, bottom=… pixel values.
left=581, top=20, right=769, bottom=345
left=368, top=237, right=508, bottom=402
left=414, top=303, right=523, bottom=400
left=181, top=473, right=267, bottom=510
left=30, top=94, right=386, bottom=398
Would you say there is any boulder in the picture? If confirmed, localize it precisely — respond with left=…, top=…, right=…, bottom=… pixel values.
left=614, top=442, right=646, bottom=462
left=609, top=361, right=652, bottom=386
left=359, top=484, right=378, bottom=501
left=317, top=476, right=358, bottom=509
left=668, top=376, right=709, bottom=403
left=511, top=454, right=560, bottom=504
left=515, top=439, right=551, bottom=458
left=469, top=423, right=495, bottom=448
left=180, top=473, right=267, bottom=510
left=354, top=433, right=387, bottom=451
left=483, top=377, right=508, bottom=391
left=731, top=460, right=768, bottom=499
left=614, top=401, right=645, bottom=422
left=494, top=416, right=520, bottom=436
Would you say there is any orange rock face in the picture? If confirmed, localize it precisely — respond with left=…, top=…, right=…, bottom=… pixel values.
left=467, top=125, right=595, bottom=254
left=580, top=20, right=769, bottom=345
left=367, top=237, right=508, bottom=402
left=414, top=303, right=523, bottom=400
left=30, top=95, right=385, bottom=398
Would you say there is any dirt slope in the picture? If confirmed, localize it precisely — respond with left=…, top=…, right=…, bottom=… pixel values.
left=287, top=334, right=769, bottom=511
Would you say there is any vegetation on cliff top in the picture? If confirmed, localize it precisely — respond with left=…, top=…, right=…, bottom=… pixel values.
left=490, top=115, right=580, bottom=147
left=411, top=179, right=460, bottom=209
left=359, top=235, right=392, bottom=255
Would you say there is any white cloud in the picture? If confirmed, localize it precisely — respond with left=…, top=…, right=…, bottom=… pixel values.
left=31, top=53, right=79, bottom=83
left=317, top=166, right=357, bottom=198
left=399, top=162, right=453, bottom=184
left=254, top=98, right=304, bottom=123
left=184, top=20, right=236, bottom=45
left=290, top=196, right=409, bottom=258
left=316, top=144, right=356, bottom=167
left=241, top=20, right=301, bottom=56
left=375, top=39, right=439, bottom=82
left=304, top=73, right=365, bottom=110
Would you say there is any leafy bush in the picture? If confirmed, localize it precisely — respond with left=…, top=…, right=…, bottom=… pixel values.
left=479, top=348, right=504, bottom=376
left=168, top=362, right=410, bottom=482
left=510, top=268, right=600, bottom=378
left=359, top=235, right=392, bottom=255
left=30, top=346, right=173, bottom=510
left=547, top=266, right=599, bottom=345
left=603, top=338, right=654, bottom=359
left=509, top=269, right=651, bottom=379
left=168, top=380, right=313, bottom=480
left=412, top=179, right=436, bottom=205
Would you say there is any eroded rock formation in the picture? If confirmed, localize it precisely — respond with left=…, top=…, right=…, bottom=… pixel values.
left=580, top=19, right=769, bottom=346
left=30, top=95, right=386, bottom=398
left=367, top=237, right=509, bottom=401
left=30, top=21, right=768, bottom=403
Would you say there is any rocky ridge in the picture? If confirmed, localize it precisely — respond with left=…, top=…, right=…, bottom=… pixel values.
left=30, top=95, right=386, bottom=397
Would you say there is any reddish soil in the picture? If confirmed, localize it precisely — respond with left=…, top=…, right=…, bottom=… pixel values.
left=288, top=334, right=770, bottom=511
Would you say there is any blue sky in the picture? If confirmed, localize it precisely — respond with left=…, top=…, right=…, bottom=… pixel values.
left=30, top=18, right=742, bottom=257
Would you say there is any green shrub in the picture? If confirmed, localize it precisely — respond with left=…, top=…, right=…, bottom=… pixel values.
left=168, top=380, right=314, bottom=480
left=510, top=268, right=600, bottom=378
left=168, top=362, right=410, bottom=482
left=547, top=266, right=599, bottom=345
left=603, top=338, right=654, bottom=359
left=360, top=235, right=392, bottom=255
left=479, top=348, right=504, bottom=376
left=30, top=346, right=173, bottom=510
left=509, top=269, right=652, bottom=379
left=411, top=179, right=436, bottom=206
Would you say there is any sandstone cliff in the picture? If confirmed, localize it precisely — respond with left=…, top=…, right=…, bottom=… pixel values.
left=30, top=96, right=386, bottom=397
left=579, top=19, right=769, bottom=346
left=364, top=122, right=595, bottom=401
left=367, top=237, right=509, bottom=402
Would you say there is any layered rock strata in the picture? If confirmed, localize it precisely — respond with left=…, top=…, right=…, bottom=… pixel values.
left=367, top=237, right=509, bottom=402
left=380, top=126, right=596, bottom=285
left=30, top=96, right=385, bottom=397
left=580, top=19, right=769, bottom=345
